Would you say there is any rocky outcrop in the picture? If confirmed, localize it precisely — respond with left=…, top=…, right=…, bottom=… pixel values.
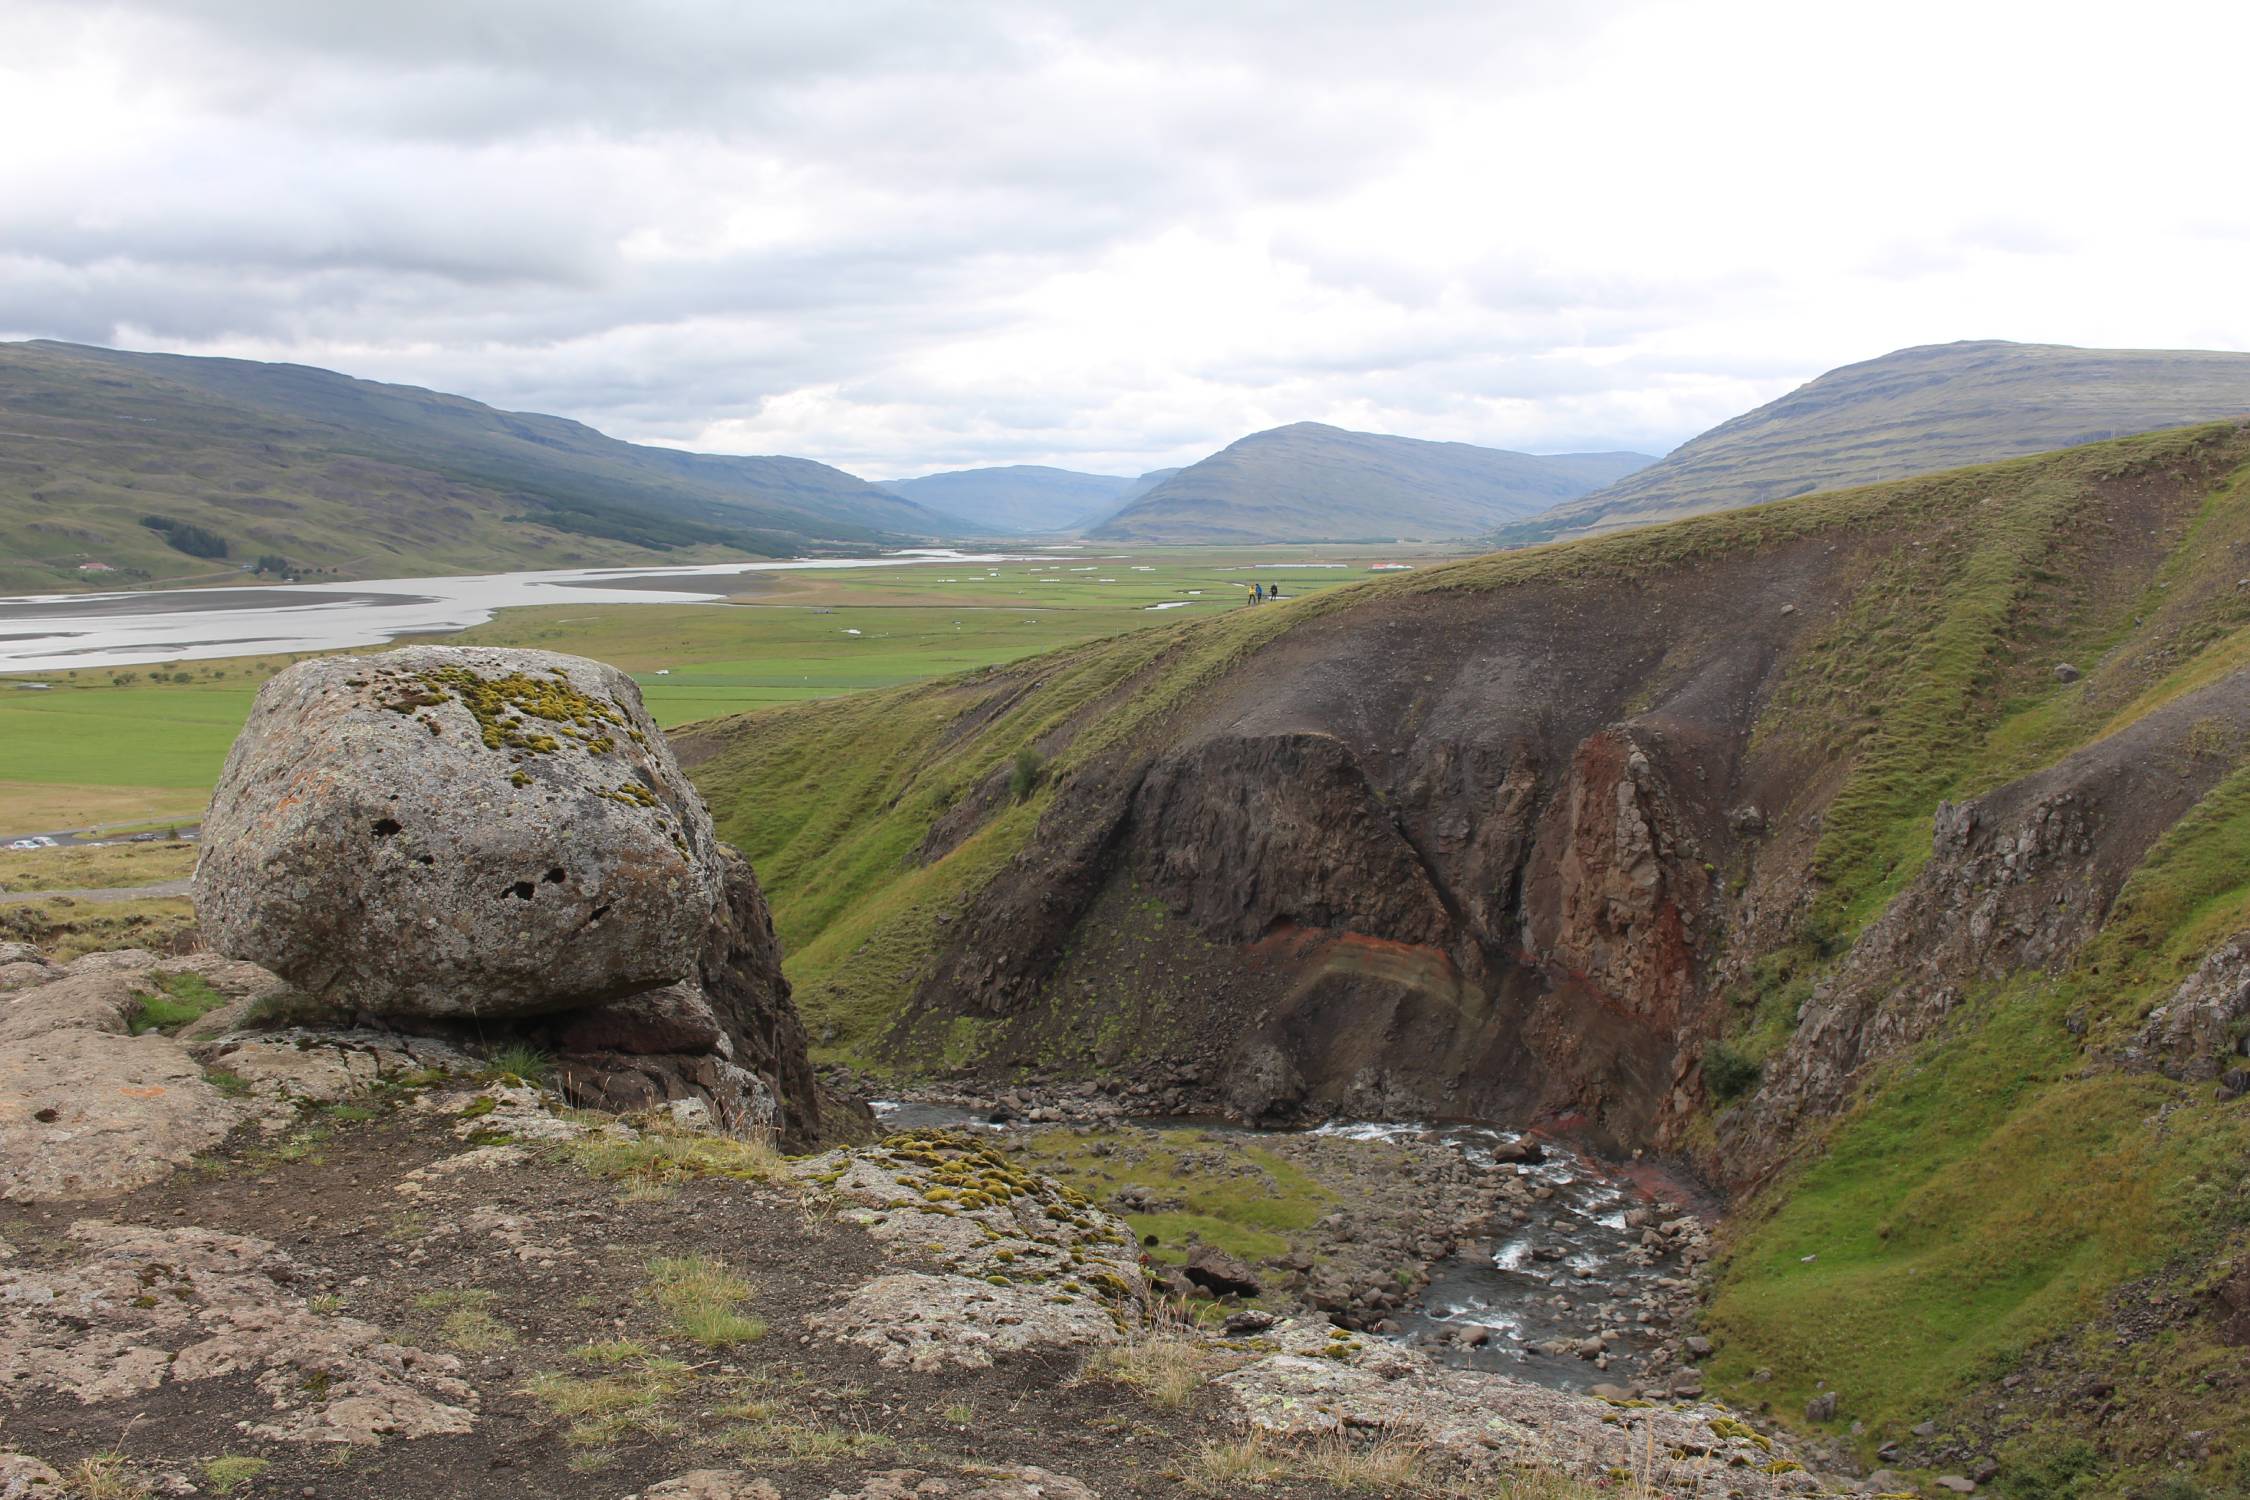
left=195, top=646, right=722, bottom=1019
left=0, top=1452, right=60, bottom=1497
left=0, top=1220, right=476, bottom=1443
left=2127, top=930, right=2250, bottom=1082
left=545, top=848, right=833, bottom=1144
left=897, top=712, right=1730, bottom=1142
left=1523, top=729, right=1709, bottom=1030
left=1733, top=668, right=2250, bottom=1180
left=0, top=951, right=285, bottom=1201
left=1216, top=1318, right=1821, bottom=1494
left=1129, top=733, right=1455, bottom=946
left=800, top=1130, right=1148, bottom=1371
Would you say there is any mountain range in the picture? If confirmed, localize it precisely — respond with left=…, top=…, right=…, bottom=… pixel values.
left=0, top=340, right=955, bottom=593
left=1503, top=339, right=2250, bottom=543
left=9, top=336, right=2250, bottom=596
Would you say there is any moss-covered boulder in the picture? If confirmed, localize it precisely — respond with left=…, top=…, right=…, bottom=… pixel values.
left=194, top=647, right=720, bottom=1019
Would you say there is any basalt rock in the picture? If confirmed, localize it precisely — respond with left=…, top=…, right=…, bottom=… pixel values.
left=546, top=846, right=835, bottom=1145
left=195, top=646, right=721, bottom=1019
left=2127, top=930, right=2250, bottom=1082
left=1183, top=1244, right=1264, bottom=1298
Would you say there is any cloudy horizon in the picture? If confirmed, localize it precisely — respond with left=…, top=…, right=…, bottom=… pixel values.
left=4, top=0, right=2246, bottom=480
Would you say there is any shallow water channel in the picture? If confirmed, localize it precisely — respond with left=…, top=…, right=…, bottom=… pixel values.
left=870, top=1101, right=1690, bottom=1392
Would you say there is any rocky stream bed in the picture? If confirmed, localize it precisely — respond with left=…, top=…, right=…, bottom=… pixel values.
left=865, top=1090, right=1718, bottom=1403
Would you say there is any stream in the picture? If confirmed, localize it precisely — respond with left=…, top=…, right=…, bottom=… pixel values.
left=869, top=1100, right=1695, bottom=1393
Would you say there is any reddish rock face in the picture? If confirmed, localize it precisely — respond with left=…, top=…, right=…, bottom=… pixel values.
left=896, top=711, right=1734, bottom=1150
left=1524, top=729, right=1707, bottom=1032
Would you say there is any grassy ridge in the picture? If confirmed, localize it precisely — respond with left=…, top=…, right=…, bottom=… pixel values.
left=706, top=424, right=2250, bottom=1063
left=695, top=602, right=1305, bottom=1057
left=0, top=339, right=944, bottom=593
left=1707, top=767, right=2250, bottom=1483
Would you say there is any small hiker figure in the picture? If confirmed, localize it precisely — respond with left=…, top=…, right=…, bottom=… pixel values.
left=1253, top=582, right=1265, bottom=602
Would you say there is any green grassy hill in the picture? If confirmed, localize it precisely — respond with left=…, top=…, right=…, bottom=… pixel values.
left=1085, top=421, right=1653, bottom=542
left=683, top=419, right=2250, bottom=1493
left=1501, top=339, right=2250, bottom=544
left=0, top=340, right=960, bottom=592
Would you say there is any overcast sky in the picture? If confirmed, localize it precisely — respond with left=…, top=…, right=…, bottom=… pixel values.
left=3, top=1, right=2246, bottom=478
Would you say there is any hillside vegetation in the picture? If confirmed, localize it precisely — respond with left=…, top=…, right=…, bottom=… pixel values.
left=1505, top=339, right=2250, bottom=543
left=1087, top=421, right=1652, bottom=542
left=0, top=340, right=957, bottom=592
left=684, top=419, right=2250, bottom=1493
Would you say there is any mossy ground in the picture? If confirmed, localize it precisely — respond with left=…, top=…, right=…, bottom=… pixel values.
left=1008, top=1127, right=1336, bottom=1269
left=126, top=970, right=230, bottom=1034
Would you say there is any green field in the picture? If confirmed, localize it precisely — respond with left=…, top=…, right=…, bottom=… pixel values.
left=0, top=546, right=1434, bottom=834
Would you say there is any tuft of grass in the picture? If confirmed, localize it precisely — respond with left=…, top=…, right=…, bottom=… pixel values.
left=1702, top=1040, right=1762, bottom=1102
left=1189, top=1432, right=1288, bottom=1491
left=644, top=1253, right=766, bottom=1347
left=125, top=970, right=229, bottom=1034
left=1009, top=744, right=1044, bottom=801
left=412, top=1287, right=516, bottom=1351
left=524, top=1358, right=693, bottom=1447
left=200, top=1456, right=269, bottom=1494
left=202, top=1067, right=252, bottom=1098
left=567, top=1127, right=784, bottom=1189
left=721, top=1403, right=897, bottom=1465
left=1082, top=1333, right=1224, bottom=1409
left=482, top=1042, right=552, bottom=1084
left=64, top=1453, right=150, bottom=1500
left=568, top=1338, right=651, bottom=1365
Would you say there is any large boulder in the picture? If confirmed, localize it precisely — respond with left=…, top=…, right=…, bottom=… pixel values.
left=195, top=647, right=722, bottom=1019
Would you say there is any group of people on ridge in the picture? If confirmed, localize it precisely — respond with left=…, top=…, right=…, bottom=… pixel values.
left=1246, top=580, right=1284, bottom=604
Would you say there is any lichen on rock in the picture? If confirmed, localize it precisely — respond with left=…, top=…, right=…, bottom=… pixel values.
left=799, top=1129, right=1148, bottom=1369
left=0, top=1220, right=476, bottom=1444
left=194, top=646, right=721, bottom=1021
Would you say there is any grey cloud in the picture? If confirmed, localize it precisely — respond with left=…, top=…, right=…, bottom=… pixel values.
left=8, top=0, right=2225, bottom=476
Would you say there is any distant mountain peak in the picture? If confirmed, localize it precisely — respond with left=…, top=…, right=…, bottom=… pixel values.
left=1086, top=423, right=1654, bottom=544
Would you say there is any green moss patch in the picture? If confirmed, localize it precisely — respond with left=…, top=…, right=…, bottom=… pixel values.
left=126, top=971, right=229, bottom=1035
